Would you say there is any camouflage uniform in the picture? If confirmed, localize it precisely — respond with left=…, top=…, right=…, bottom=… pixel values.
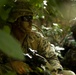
left=21, top=32, right=63, bottom=70
left=61, top=32, right=75, bottom=57
left=61, top=28, right=76, bottom=73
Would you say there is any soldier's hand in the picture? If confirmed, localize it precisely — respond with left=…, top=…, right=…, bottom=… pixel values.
left=11, top=61, right=32, bottom=74
left=51, top=68, right=63, bottom=75
left=51, top=70, right=63, bottom=75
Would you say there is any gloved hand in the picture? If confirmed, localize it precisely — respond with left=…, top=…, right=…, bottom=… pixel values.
left=51, top=64, right=63, bottom=75
left=44, top=59, right=63, bottom=75
left=10, top=61, right=32, bottom=74
left=51, top=69, right=63, bottom=75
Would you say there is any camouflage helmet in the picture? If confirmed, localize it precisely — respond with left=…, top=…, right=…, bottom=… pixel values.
left=8, top=0, right=33, bottom=23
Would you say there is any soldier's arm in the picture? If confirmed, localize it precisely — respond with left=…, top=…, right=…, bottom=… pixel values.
left=38, top=37, right=63, bottom=73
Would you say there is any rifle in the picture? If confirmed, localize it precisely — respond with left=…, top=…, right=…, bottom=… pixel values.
left=23, top=48, right=52, bottom=75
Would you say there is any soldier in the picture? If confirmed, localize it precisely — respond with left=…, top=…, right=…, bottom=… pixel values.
left=61, top=22, right=76, bottom=73
left=7, top=0, right=75, bottom=75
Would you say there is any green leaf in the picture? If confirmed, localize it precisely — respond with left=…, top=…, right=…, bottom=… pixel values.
left=0, top=0, right=7, bottom=6
left=2, top=26, right=10, bottom=33
left=0, top=7, right=11, bottom=21
left=0, top=30, right=24, bottom=60
left=0, top=0, right=15, bottom=21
